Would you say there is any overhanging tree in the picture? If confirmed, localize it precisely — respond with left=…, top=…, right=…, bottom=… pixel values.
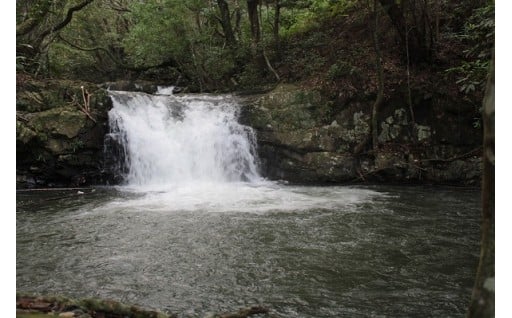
left=16, top=0, right=94, bottom=76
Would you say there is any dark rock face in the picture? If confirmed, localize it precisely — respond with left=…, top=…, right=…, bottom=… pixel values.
left=239, top=84, right=482, bottom=185
left=16, top=78, right=113, bottom=188
left=16, top=79, right=482, bottom=188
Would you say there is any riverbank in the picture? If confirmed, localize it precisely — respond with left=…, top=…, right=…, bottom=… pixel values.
left=16, top=294, right=269, bottom=318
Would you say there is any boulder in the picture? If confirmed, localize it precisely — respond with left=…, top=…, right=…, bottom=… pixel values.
left=16, top=78, right=112, bottom=188
left=239, top=83, right=481, bottom=185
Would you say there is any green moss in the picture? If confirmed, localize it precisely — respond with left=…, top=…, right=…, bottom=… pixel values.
left=30, top=107, right=87, bottom=139
left=253, top=84, right=326, bottom=130
left=16, top=121, right=38, bottom=144
left=17, top=294, right=171, bottom=318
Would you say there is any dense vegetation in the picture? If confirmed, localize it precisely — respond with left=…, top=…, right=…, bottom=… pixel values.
left=17, top=0, right=493, bottom=93
left=15, top=0, right=495, bottom=163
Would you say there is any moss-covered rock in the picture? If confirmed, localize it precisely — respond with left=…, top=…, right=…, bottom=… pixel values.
left=16, top=120, right=40, bottom=144
left=29, top=107, right=87, bottom=139
left=16, top=77, right=112, bottom=188
left=239, top=83, right=481, bottom=185
left=16, top=293, right=173, bottom=318
left=242, top=84, right=322, bottom=130
left=239, top=84, right=365, bottom=182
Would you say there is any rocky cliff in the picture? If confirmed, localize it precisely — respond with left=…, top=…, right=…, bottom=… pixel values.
left=239, top=84, right=482, bottom=185
left=16, top=77, right=112, bottom=188
left=16, top=79, right=482, bottom=188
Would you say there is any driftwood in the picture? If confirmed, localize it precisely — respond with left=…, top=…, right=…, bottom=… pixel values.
left=67, top=94, right=96, bottom=123
left=81, top=85, right=91, bottom=112
left=16, top=112, right=30, bottom=123
left=79, top=86, right=96, bottom=123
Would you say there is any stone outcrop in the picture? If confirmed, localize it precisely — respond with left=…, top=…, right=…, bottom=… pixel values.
left=238, top=84, right=482, bottom=185
left=16, top=77, right=112, bottom=188
left=16, top=78, right=482, bottom=188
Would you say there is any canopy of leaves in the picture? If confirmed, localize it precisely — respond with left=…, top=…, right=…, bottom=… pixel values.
left=16, top=0, right=494, bottom=95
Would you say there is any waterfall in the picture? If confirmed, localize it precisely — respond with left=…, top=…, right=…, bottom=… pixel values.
left=105, top=90, right=261, bottom=187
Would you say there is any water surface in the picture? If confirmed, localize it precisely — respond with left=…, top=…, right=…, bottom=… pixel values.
left=16, top=184, right=481, bottom=317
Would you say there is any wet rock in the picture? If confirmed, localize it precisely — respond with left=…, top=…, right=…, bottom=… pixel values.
left=415, top=124, right=432, bottom=142
left=16, top=78, right=112, bottom=188
left=16, top=119, right=39, bottom=144
left=240, top=85, right=367, bottom=182
left=29, top=107, right=87, bottom=139
left=378, top=108, right=409, bottom=143
left=16, top=294, right=173, bottom=318
left=239, top=84, right=481, bottom=185
left=100, top=80, right=159, bottom=94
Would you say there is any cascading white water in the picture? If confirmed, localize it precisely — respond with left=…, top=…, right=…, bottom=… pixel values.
left=107, top=91, right=261, bottom=187
left=104, top=90, right=384, bottom=213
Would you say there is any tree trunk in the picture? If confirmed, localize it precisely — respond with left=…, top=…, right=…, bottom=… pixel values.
left=233, top=0, right=242, bottom=40
left=467, top=51, right=495, bottom=318
left=247, top=0, right=261, bottom=47
left=371, top=0, right=384, bottom=152
left=217, top=0, right=237, bottom=47
left=16, top=0, right=95, bottom=74
left=274, top=0, right=281, bottom=54
left=378, top=0, right=430, bottom=63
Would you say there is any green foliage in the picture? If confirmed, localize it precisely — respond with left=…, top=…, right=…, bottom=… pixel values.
left=122, top=0, right=246, bottom=90
left=327, top=61, right=358, bottom=80
left=71, top=139, right=85, bottom=153
left=236, top=62, right=264, bottom=88
left=17, top=0, right=95, bottom=74
left=446, top=3, right=494, bottom=95
left=442, top=2, right=493, bottom=130
left=279, top=0, right=356, bottom=37
left=449, top=59, right=490, bottom=94
left=123, top=0, right=192, bottom=67
left=47, top=42, right=97, bottom=79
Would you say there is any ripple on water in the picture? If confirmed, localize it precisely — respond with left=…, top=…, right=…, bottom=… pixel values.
left=16, top=185, right=480, bottom=318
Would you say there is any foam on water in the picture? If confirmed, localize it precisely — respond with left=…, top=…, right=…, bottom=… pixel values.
left=95, top=182, right=384, bottom=214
